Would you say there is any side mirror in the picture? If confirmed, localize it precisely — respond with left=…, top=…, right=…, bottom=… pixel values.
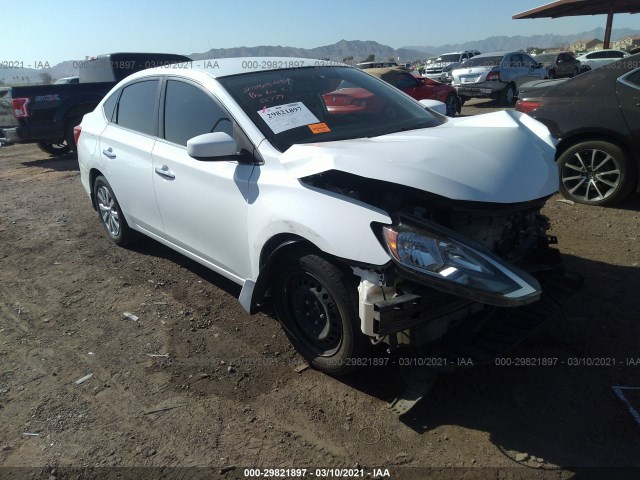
left=187, top=132, right=237, bottom=159
left=419, top=99, right=447, bottom=116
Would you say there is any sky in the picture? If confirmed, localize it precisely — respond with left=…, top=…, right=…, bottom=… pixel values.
left=3, top=0, right=639, bottom=66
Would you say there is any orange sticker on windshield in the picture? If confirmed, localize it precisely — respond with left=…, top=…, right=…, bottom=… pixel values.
left=308, top=122, right=331, bottom=134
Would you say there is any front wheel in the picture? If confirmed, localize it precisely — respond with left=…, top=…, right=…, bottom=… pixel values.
left=274, top=252, right=368, bottom=375
left=37, top=141, right=70, bottom=156
left=557, top=140, right=637, bottom=206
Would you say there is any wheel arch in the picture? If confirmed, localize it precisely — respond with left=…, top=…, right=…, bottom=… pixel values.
left=88, top=168, right=105, bottom=211
left=240, top=233, right=353, bottom=315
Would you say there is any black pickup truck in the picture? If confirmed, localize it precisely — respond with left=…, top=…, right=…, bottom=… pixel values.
left=0, top=52, right=191, bottom=155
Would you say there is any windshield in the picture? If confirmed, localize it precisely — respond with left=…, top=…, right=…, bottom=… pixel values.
left=437, top=54, right=461, bottom=63
left=534, top=55, right=557, bottom=63
left=219, top=66, right=445, bottom=152
left=463, top=56, right=504, bottom=68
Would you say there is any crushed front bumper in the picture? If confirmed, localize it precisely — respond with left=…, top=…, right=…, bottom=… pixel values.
left=360, top=263, right=583, bottom=364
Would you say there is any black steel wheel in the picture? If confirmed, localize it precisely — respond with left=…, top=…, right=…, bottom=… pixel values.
left=557, top=140, right=637, bottom=206
left=93, top=175, right=134, bottom=245
left=274, top=252, right=367, bottom=375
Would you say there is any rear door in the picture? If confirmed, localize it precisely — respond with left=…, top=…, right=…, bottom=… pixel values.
left=98, top=79, right=164, bottom=235
left=151, top=78, right=254, bottom=281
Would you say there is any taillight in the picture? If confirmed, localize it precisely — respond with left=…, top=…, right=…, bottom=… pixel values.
left=73, top=125, right=82, bottom=145
left=486, top=71, right=500, bottom=81
left=12, top=98, right=30, bottom=118
left=515, top=100, right=542, bottom=114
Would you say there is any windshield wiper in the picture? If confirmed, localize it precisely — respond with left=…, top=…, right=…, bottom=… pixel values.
left=367, top=121, right=434, bottom=138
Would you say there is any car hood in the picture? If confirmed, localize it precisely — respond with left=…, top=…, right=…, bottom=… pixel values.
left=280, top=110, right=559, bottom=204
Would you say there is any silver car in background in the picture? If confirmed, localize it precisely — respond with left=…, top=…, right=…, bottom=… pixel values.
left=451, top=51, right=547, bottom=105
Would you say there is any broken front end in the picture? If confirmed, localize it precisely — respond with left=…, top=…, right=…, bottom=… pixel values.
left=305, top=172, right=583, bottom=365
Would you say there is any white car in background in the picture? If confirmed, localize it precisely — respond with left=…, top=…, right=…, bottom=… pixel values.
left=76, top=57, right=579, bottom=375
left=575, top=49, right=630, bottom=70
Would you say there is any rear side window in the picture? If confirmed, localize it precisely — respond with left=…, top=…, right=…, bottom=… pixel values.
left=114, top=80, right=159, bottom=136
left=608, top=51, right=625, bottom=59
left=624, top=69, right=640, bottom=87
left=102, top=91, right=119, bottom=122
left=393, top=73, right=418, bottom=89
left=163, top=80, right=232, bottom=146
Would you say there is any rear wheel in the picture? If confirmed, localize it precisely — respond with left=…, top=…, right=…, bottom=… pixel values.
left=274, top=252, right=368, bottom=375
left=499, top=83, right=516, bottom=106
left=444, top=93, right=459, bottom=117
left=93, top=176, right=134, bottom=245
left=557, top=140, right=637, bottom=206
left=37, top=141, right=70, bottom=156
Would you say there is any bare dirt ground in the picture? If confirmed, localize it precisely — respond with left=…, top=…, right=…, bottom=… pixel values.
left=1, top=106, right=640, bottom=480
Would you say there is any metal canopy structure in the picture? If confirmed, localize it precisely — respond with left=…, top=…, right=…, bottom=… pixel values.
left=513, top=0, right=640, bottom=49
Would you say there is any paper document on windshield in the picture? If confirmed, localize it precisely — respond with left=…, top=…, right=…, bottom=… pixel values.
left=257, top=102, right=319, bottom=134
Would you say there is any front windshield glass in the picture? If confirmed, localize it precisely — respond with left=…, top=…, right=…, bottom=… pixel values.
left=218, top=66, right=445, bottom=152
left=464, top=56, right=504, bottom=68
left=534, top=54, right=557, bottom=63
left=438, top=54, right=461, bottom=63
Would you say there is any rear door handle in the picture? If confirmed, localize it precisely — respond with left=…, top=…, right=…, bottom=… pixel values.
left=155, top=165, right=175, bottom=180
left=102, top=147, right=116, bottom=159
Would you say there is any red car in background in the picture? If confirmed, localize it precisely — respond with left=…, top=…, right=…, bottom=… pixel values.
left=323, top=67, right=460, bottom=117
left=371, top=68, right=461, bottom=116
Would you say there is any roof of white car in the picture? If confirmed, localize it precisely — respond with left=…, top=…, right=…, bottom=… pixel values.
left=144, top=57, right=348, bottom=79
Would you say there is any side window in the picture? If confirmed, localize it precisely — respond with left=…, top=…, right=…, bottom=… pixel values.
left=102, top=90, right=119, bottom=122
left=163, top=80, right=232, bottom=146
left=522, top=55, right=535, bottom=67
left=589, top=51, right=607, bottom=59
left=461, top=54, right=469, bottom=61
left=510, top=54, right=523, bottom=68
left=624, top=69, right=640, bottom=87
left=394, top=73, right=418, bottom=89
left=114, top=80, right=159, bottom=136
left=608, top=51, right=625, bottom=59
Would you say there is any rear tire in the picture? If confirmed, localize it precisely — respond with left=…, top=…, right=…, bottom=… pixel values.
left=444, top=93, right=459, bottom=117
left=37, top=141, right=70, bottom=156
left=93, top=176, right=134, bottom=246
left=64, top=117, right=81, bottom=154
left=499, top=83, right=516, bottom=106
left=274, top=252, right=368, bottom=375
left=557, top=140, right=637, bottom=206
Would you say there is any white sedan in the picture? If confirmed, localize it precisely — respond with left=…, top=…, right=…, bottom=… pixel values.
left=575, top=49, right=630, bottom=70
left=76, top=57, right=576, bottom=374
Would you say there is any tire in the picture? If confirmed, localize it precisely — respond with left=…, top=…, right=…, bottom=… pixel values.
left=37, top=141, right=70, bottom=156
left=572, top=67, right=580, bottom=77
left=557, top=140, right=637, bottom=206
left=274, top=252, right=368, bottom=375
left=93, top=176, right=134, bottom=245
left=64, top=117, right=81, bottom=154
left=499, top=83, right=516, bottom=106
left=548, top=69, right=557, bottom=79
left=444, top=93, right=459, bottom=117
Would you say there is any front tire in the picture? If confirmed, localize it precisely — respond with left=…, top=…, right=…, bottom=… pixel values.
left=93, top=176, right=134, bottom=245
left=557, top=140, right=637, bottom=206
left=274, top=252, right=368, bottom=375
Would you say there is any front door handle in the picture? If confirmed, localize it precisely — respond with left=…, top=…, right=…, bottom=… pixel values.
left=102, top=147, right=116, bottom=159
left=155, top=165, right=175, bottom=180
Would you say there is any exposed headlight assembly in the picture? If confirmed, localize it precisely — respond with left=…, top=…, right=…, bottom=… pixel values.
left=381, top=220, right=541, bottom=307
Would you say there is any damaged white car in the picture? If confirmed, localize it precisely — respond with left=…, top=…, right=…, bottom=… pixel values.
left=77, top=57, right=581, bottom=375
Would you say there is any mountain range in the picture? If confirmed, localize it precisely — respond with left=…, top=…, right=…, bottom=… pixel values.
left=2, top=27, right=638, bottom=85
